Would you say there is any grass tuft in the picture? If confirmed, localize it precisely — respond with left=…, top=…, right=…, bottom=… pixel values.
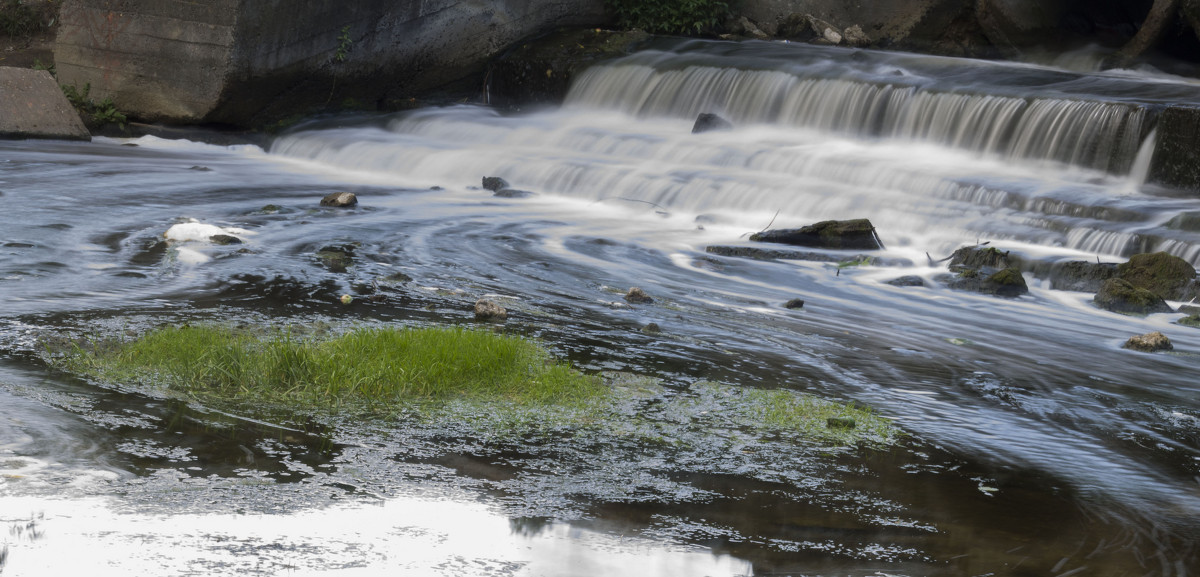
left=57, top=325, right=606, bottom=406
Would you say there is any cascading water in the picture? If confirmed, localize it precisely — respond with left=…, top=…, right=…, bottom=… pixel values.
left=3, top=37, right=1200, bottom=576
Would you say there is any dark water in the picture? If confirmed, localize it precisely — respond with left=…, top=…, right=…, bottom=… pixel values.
left=1, top=40, right=1199, bottom=575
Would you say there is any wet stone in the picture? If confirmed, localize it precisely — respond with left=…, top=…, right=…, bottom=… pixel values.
left=474, top=299, right=508, bottom=321
left=494, top=188, right=536, bottom=199
left=692, top=112, right=732, bottom=134
left=1094, top=278, right=1173, bottom=315
left=624, top=287, right=653, bottom=304
left=642, top=322, right=662, bottom=334
left=209, top=234, right=242, bottom=245
left=482, top=176, right=510, bottom=192
left=887, top=275, right=925, bottom=287
left=1123, top=331, right=1173, bottom=352
left=784, top=298, right=805, bottom=309
left=320, top=192, right=358, bottom=207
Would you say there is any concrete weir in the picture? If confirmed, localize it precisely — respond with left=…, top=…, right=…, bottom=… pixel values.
left=0, top=67, right=90, bottom=141
left=53, top=0, right=606, bottom=126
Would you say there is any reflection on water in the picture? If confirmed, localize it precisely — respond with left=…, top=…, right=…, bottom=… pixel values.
left=0, top=495, right=751, bottom=576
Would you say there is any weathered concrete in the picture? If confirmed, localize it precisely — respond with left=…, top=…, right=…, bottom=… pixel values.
left=0, top=67, right=90, bottom=141
left=1149, top=105, right=1200, bottom=193
left=54, top=0, right=607, bottom=126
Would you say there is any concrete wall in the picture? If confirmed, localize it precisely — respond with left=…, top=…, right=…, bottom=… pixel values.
left=54, top=0, right=606, bottom=125
left=0, top=67, right=90, bottom=141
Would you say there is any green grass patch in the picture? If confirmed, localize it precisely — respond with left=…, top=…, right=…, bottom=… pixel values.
left=744, top=387, right=896, bottom=443
left=55, top=324, right=605, bottom=406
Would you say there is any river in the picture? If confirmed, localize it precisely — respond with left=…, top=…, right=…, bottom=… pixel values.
left=1, top=39, right=1198, bottom=576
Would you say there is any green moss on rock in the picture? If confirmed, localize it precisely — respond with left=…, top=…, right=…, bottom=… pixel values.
left=1094, top=278, right=1173, bottom=315
left=1117, top=252, right=1198, bottom=301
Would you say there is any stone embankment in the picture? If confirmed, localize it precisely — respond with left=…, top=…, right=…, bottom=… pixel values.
left=52, top=0, right=607, bottom=127
left=0, top=67, right=89, bottom=140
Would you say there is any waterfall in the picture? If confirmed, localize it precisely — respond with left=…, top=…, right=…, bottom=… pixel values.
left=565, top=59, right=1150, bottom=174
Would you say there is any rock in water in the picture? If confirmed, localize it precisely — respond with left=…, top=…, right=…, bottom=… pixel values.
left=474, top=299, right=507, bottom=321
left=750, top=219, right=882, bottom=250
left=1123, top=331, right=1173, bottom=352
left=1116, top=252, right=1199, bottom=301
left=784, top=298, right=805, bottom=309
left=692, top=113, right=733, bottom=134
left=320, top=192, right=358, bottom=207
left=982, top=268, right=1029, bottom=298
left=624, top=287, right=653, bottom=304
left=482, top=176, right=510, bottom=192
left=1094, top=278, right=1173, bottom=315
left=949, top=245, right=1012, bottom=271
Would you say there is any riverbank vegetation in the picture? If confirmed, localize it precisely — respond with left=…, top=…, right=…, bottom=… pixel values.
left=604, top=0, right=730, bottom=35
left=0, top=0, right=55, bottom=40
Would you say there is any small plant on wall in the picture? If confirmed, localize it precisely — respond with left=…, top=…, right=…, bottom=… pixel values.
left=605, top=0, right=731, bottom=35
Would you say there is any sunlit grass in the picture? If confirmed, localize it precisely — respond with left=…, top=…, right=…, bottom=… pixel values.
left=56, top=325, right=605, bottom=406
left=745, top=387, right=897, bottom=443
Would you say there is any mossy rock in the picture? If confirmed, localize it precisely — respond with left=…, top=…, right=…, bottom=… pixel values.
left=982, top=267, right=1029, bottom=298
left=1116, top=252, right=1198, bottom=301
left=1179, top=314, right=1200, bottom=328
left=949, top=245, right=1012, bottom=271
left=1094, top=278, right=1173, bottom=315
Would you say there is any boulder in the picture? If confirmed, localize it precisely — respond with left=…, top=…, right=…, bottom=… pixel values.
left=736, top=16, right=771, bottom=39
left=320, top=192, right=358, bottom=207
left=784, top=298, right=805, bottom=309
left=1178, top=314, right=1200, bottom=328
left=1094, top=278, right=1173, bottom=315
left=1116, top=251, right=1199, bottom=301
left=474, top=299, right=508, bottom=321
left=1047, top=260, right=1119, bottom=293
left=0, top=67, right=91, bottom=141
left=948, top=267, right=1028, bottom=297
left=749, top=219, right=882, bottom=250
left=842, top=25, right=871, bottom=47
left=1123, top=331, right=1173, bottom=352
left=692, top=113, right=733, bottom=134
left=624, top=287, right=653, bottom=304
left=482, top=176, right=510, bottom=192
left=948, top=245, right=1013, bottom=271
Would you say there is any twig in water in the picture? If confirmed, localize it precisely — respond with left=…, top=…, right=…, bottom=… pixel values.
left=758, top=210, right=781, bottom=234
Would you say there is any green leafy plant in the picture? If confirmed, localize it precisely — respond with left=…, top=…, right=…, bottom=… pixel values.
left=0, top=0, right=46, bottom=39
left=61, top=82, right=127, bottom=129
left=605, top=0, right=730, bottom=35
left=333, top=25, right=352, bottom=62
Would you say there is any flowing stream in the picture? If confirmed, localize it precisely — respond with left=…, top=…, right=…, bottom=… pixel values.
left=2, top=39, right=1199, bottom=575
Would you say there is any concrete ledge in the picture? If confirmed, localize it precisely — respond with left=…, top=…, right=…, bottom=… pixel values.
left=0, top=67, right=90, bottom=141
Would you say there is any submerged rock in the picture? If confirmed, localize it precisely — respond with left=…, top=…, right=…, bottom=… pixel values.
left=706, top=245, right=840, bottom=262
left=320, top=192, right=358, bottom=207
left=749, top=219, right=882, bottom=250
left=1123, top=331, right=1173, bottom=352
left=474, top=299, right=508, bottom=321
left=315, top=245, right=356, bottom=273
left=947, top=267, right=1029, bottom=297
left=692, top=113, right=733, bottom=134
left=1094, top=278, right=1173, bottom=315
left=1178, top=314, right=1200, bottom=328
left=494, top=188, right=537, bottom=198
left=886, top=275, right=926, bottom=287
left=784, top=298, right=805, bottom=309
left=624, top=287, right=653, bottom=304
left=482, top=176, right=510, bottom=192
left=641, top=322, right=662, bottom=334
left=1116, top=251, right=1199, bottom=301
